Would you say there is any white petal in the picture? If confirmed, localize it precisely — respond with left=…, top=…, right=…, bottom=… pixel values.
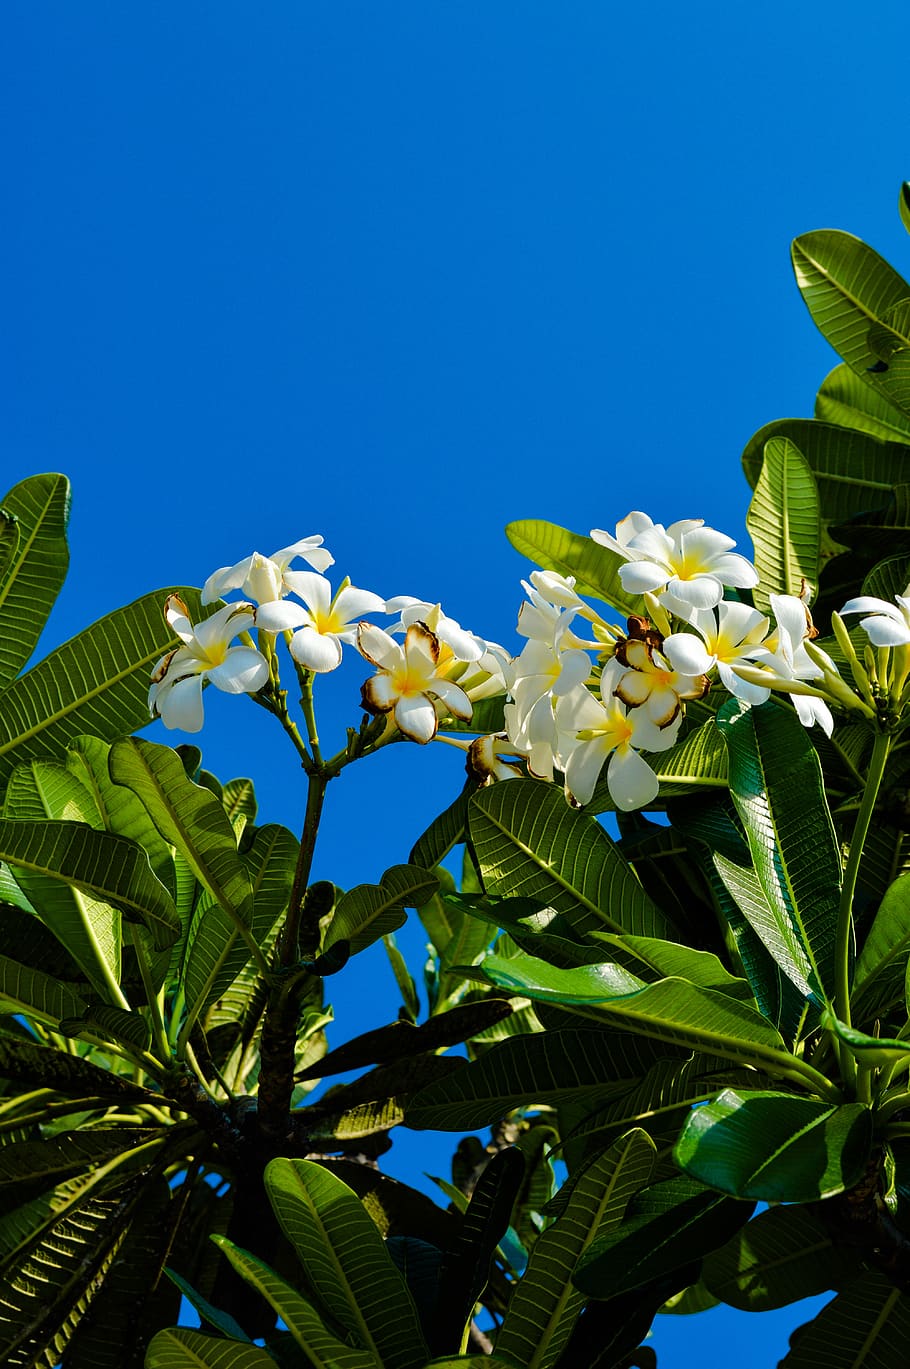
left=839, top=596, right=899, bottom=618
left=357, top=622, right=403, bottom=669
left=282, top=570, right=333, bottom=614
left=563, top=736, right=612, bottom=806
left=607, top=747, right=660, bottom=811
left=195, top=602, right=256, bottom=652
left=666, top=575, right=723, bottom=610
left=207, top=647, right=270, bottom=694
left=164, top=595, right=196, bottom=645
left=709, top=552, right=760, bottom=589
left=255, top=600, right=311, bottom=632
left=201, top=560, right=250, bottom=604
left=394, top=694, right=438, bottom=743
left=663, top=632, right=715, bottom=676
left=721, top=661, right=770, bottom=705
left=793, top=694, right=834, bottom=737
left=860, top=615, right=910, bottom=647
left=332, top=584, right=387, bottom=622
left=552, top=649, right=593, bottom=695
left=272, top=536, right=334, bottom=573
left=619, top=561, right=671, bottom=594
left=289, top=629, right=344, bottom=672
left=157, top=675, right=206, bottom=732
left=362, top=673, right=397, bottom=712
left=431, top=678, right=473, bottom=721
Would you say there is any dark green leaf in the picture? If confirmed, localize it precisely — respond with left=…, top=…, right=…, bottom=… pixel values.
left=702, top=1204, right=855, bottom=1311
left=0, top=473, right=70, bottom=689
left=780, top=1270, right=910, bottom=1367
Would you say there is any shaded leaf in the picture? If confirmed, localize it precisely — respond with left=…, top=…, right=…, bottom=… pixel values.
left=702, top=1204, right=854, bottom=1311
left=324, top=865, right=439, bottom=958
left=780, top=1270, right=910, bottom=1367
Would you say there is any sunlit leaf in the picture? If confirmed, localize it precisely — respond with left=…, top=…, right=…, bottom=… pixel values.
left=506, top=519, right=640, bottom=617
left=746, top=437, right=820, bottom=610
left=0, top=473, right=70, bottom=689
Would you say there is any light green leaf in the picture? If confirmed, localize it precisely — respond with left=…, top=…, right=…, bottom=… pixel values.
left=779, top=1270, right=910, bottom=1367
left=815, top=364, right=910, bottom=444
left=717, top=699, right=840, bottom=1002
left=853, top=870, right=910, bottom=1021
left=145, top=1329, right=278, bottom=1368
left=746, top=437, right=821, bottom=611
left=0, top=952, right=88, bottom=1026
left=0, top=586, right=206, bottom=783
left=264, top=1158, right=428, bottom=1369
left=0, top=473, right=70, bottom=689
left=324, top=864, right=439, bottom=957
left=674, top=1089, right=872, bottom=1202
left=469, top=780, right=673, bottom=941
left=212, top=1236, right=381, bottom=1369
left=702, top=1204, right=855, bottom=1311
left=506, top=519, right=640, bottom=617
left=821, top=1011, right=910, bottom=1069
left=589, top=933, right=752, bottom=999
left=645, top=721, right=728, bottom=796
left=496, top=1131, right=655, bottom=1369
left=383, top=933, right=420, bottom=1019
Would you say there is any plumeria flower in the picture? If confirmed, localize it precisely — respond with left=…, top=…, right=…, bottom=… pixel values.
left=202, top=537, right=335, bottom=628
left=149, top=596, right=269, bottom=733
left=445, top=639, right=513, bottom=702
left=555, top=662, right=682, bottom=809
left=662, top=602, right=772, bottom=705
left=517, top=571, right=601, bottom=648
left=384, top=597, right=487, bottom=663
left=839, top=588, right=910, bottom=646
left=591, top=513, right=759, bottom=610
left=766, top=593, right=834, bottom=736
left=613, top=631, right=709, bottom=726
left=358, top=621, right=472, bottom=743
left=504, top=695, right=560, bottom=782
left=255, top=573, right=385, bottom=672
left=465, top=734, right=524, bottom=785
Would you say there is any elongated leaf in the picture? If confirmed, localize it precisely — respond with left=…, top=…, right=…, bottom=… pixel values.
left=815, top=363, right=910, bottom=443
left=852, top=870, right=910, bottom=1021
left=407, top=1028, right=677, bottom=1131
left=792, top=230, right=910, bottom=413
left=221, top=777, right=257, bottom=835
left=0, top=819, right=178, bottom=963
left=573, top=1174, right=754, bottom=1299
left=212, top=1237, right=380, bottom=1369
left=409, top=785, right=470, bottom=869
left=497, top=1131, right=655, bottom=1369
left=780, top=1270, right=910, bottom=1367
left=717, top=699, right=840, bottom=1002
left=324, top=864, right=439, bottom=957
left=0, top=587, right=206, bottom=783
left=0, top=473, right=70, bottom=690
left=0, top=1128, right=157, bottom=1196
left=0, top=1036, right=154, bottom=1101
left=746, top=437, right=821, bottom=610
left=470, top=780, right=673, bottom=941
left=702, top=1204, right=854, bottom=1311
left=471, top=952, right=813, bottom=1081
left=0, top=952, right=88, bottom=1026
left=590, top=933, right=752, bottom=998
left=506, top=519, right=640, bottom=616
left=675, top=1089, right=872, bottom=1202
left=146, top=1329, right=278, bottom=1369
left=264, top=1158, right=428, bottom=1369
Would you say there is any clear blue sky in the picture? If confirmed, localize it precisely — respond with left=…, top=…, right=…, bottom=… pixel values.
left=4, top=2, right=910, bottom=1361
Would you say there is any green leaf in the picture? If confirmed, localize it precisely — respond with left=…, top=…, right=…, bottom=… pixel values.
left=0, top=819, right=178, bottom=962
left=702, top=1204, right=854, bottom=1311
left=641, top=721, right=728, bottom=796
left=221, top=777, right=258, bottom=836
left=471, top=952, right=802, bottom=1079
left=0, top=1128, right=157, bottom=1196
left=792, top=230, right=910, bottom=414
left=779, top=1270, right=910, bottom=1367
left=383, top=933, right=420, bottom=1019
left=264, top=1158, right=428, bottom=1369
left=589, top=934, right=752, bottom=999
left=0, top=473, right=70, bottom=689
left=820, top=1011, right=910, bottom=1069
left=674, top=1089, right=872, bottom=1202
left=506, top=519, right=641, bottom=616
left=746, top=437, right=821, bottom=611
left=469, top=780, right=673, bottom=941
left=406, top=1028, right=680, bottom=1131
left=0, top=951, right=88, bottom=1026
left=496, top=1131, right=656, bottom=1369
left=815, top=364, right=910, bottom=444
left=212, top=1236, right=381, bottom=1369
left=146, top=1329, right=278, bottom=1368
left=717, top=699, right=841, bottom=1002
left=323, top=864, right=439, bottom=958
left=0, top=586, right=207, bottom=784
left=409, top=785, right=470, bottom=869
left=573, top=1174, right=753, bottom=1299
left=0, top=1036, right=155, bottom=1101
left=853, top=870, right=910, bottom=1021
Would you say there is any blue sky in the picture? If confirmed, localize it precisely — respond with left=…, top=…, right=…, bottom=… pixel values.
left=5, top=3, right=910, bottom=1361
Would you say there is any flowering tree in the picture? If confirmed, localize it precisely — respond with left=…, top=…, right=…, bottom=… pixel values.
left=4, top=191, right=910, bottom=1367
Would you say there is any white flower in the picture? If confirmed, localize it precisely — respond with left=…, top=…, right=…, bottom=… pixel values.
left=555, top=667, right=682, bottom=809
left=612, top=634, right=709, bottom=726
left=591, top=513, right=758, bottom=610
left=839, top=589, right=910, bottom=647
left=465, top=734, right=524, bottom=785
left=384, top=597, right=486, bottom=663
left=662, top=602, right=771, bottom=705
left=149, top=596, right=269, bottom=733
left=767, top=593, right=834, bottom=736
left=202, top=537, right=334, bottom=628
left=357, top=621, right=472, bottom=743
left=255, top=573, right=385, bottom=672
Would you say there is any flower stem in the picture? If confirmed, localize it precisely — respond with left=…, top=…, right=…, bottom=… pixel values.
left=281, top=771, right=328, bottom=968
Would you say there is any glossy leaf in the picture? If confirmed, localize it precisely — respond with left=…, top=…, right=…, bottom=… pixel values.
left=212, top=1236, right=380, bottom=1369
left=675, top=1089, right=872, bottom=1202
left=409, top=784, right=470, bottom=869
left=573, top=1174, right=754, bottom=1299
left=323, top=864, right=439, bottom=957
left=717, top=699, right=840, bottom=1001
left=816, top=361, right=910, bottom=444
left=470, top=780, right=673, bottom=941
left=779, top=1270, right=910, bottom=1367
left=589, top=933, right=752, bottom=998
left=702, top=1204, right=854, bottom=1311
left=145, top=1329, right=278, bottom=1368
left=853, top=870, right=910, bottom=1021
left=496, top=1131, right=655, bottom=1369
left=0, top=472, right=70, bottom=689
left=0, top=586, right=206, bottom=784
left=506, top=519, right=640, bottom=616
left=264, top=1158, right=428, bottom=1369
left=746, top=437, right=820, bottom=611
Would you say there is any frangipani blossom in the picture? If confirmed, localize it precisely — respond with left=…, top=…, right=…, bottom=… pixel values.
left=202, top=537, right=334, bottom=629
left=385, top=598, right=486, bottom=663
left=767, top=593, right=834, bottom=736
left=839, top=589, right=910, bottom=647
left=358, top=621, right=472, bottom=743
left=662, top=602, right=771, bottom=705
left=255, top=572, right=385, bottom=672
left=465, top=734, right=524, bottom=785
left=613, top=635, right=709, bottom=726
left=555, top=667, right=682, bottom=809
left=149, top=596, right=269, bottom=733
left=591, top=513, right=759, bottom=610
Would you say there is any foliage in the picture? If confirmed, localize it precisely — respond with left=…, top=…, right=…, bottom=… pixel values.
left=7, top=191, right=910, bottom=1367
